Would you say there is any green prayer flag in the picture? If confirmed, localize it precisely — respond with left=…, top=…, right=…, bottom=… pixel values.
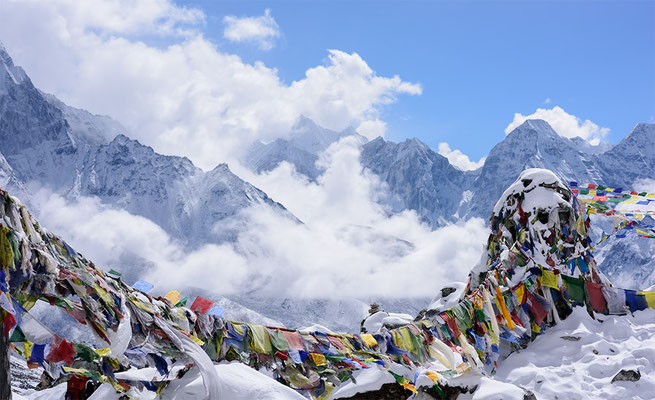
left=268, top=329, right=289, bottom=352
left=176, top=297, right=188, bottom=307
left=562, top=275, right=585, bottom=304
left=8, top=326, right=25, bottom=343
left=108, top=269, right=122, bottom=277
left=73, top=343, right=100, bottom=362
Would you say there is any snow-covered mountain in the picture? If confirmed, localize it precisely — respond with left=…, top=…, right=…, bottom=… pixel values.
left=244, top=115, right=368, bottom=179
left=0, top=43, right=295, bottom=247
left=360, top=136, right=470, bottom=227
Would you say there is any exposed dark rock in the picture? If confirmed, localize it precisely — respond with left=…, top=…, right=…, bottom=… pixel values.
left=611, top=369, right=641, bottom=383
left=560, top=335, right=581, bottom=341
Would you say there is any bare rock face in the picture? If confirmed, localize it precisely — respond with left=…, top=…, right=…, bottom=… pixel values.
left=611, top=369, right=641, bottom=383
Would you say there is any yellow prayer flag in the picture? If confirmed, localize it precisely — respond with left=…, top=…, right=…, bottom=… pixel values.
left=638, top=291, right=655, bottom=309
left=425, top=371, right=439, bottom=384
left=310, top=353, right=327, bottom=366
left=23, top=341, right=33, bottom=363
left=360, top=333, right=378, bottom=348
left=96, top=348, right=111, bottom=357
left=647, top=193, right=655, bottom=198
left=515, top=284, right=525, bottom=304
left=191, top=334, right=205, bottom=346
left=400, top=382, right=418, bottom=393
left=540, top=269, right=559, bottom=289
left=495, top=287, right=516, bottom=329
left=588, top=190, right=597, bottom=196
left=164, top=290, right=181, bottom=305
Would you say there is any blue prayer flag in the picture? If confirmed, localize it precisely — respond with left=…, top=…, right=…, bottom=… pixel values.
left=132, top=280, right=154, bottom=293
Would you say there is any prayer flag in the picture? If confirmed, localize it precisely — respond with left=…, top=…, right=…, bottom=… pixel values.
left=562, top=275, right=585, bottom=304
left=282, top=330, right=304, bottom=351
left=164, top=290, right=181, bottom=305
left=625, top=290, right=648, bottom=312
left=540, top=269, right=559, bottom=289
left=310, top=353, right=327, bottom=366
left=132, top=280, right=154, bottom=293
left=190, top=296, right=214, bottom=315
left=29, top=343, right=46, bottom=364
left=360, top=333, right=377, bottom=348
left=637, top=291, right=655, bottom=310
left=585, top=282, right=608, bottom=313
left=206, top=305, right=224, bottom=317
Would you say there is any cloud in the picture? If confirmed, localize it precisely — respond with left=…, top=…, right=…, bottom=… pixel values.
left=0, top=0, right=420, bottom=170
left=32, top=139, right=488, bottom=299
left=356, top=119, right=387, bottom=140
left=505, top=106, right=609, bottom=145
left=543, top=98, right=551, bottom=104
left=438, top=142, right=486, bottom=171
left=223, top=9, right=280, bottom=50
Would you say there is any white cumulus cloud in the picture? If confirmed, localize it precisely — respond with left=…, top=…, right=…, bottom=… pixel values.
left=31, top=139, right=488, bottom=299
left=0, top=0, right=421, bottom=170
left=505, top=106, right=609, bottom=145
left=438, top=142, right=486, bottom=171
left=223, top=9, right=280, bottom=50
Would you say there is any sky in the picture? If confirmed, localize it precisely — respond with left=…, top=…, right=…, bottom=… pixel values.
left=0, top=0, right=653, bottom=299
left=188, top=0, right=655, bottom=160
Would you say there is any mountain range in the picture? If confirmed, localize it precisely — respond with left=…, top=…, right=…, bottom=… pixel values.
left=1, top=42, right=655, bottom=329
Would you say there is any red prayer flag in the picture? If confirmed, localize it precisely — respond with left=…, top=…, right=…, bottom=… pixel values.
left=587, top=184, right=597, bottom=189
left=3, top=313, right=16, bottom=337
left=585, top=282, right=608, bottom=313
left=282, top=330, right=304, bottom=351
left=46, top=336, right=76, bottom=365
left=190, top=296, right=214, bottom=315
left=441, top=313, right=460, bottom=338
left=525, top=292, right=548, bottom=325
left=571, top=189, right=579, bottom=194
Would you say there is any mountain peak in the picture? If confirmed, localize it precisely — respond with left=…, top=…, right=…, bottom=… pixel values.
left=0, top=42, right=28, bottom=86
left=513, top=119, right=558, bottom=135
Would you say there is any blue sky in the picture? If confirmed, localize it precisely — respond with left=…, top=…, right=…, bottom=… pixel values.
left=184, top=0, right=654, bottom=161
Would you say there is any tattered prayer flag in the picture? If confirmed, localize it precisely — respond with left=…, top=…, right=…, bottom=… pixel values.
left=132, top=280, right=154, bottom=293
left=190, top=296, right=213, bottom=315
left=425, top=370, right=439, bottom=384
left=0, top=292, right=15, bottom=314
left=8, top=326, right=25, bottom=343
left=164, top=291, right=181, bottom=305
left=540, top=269, right=559, bottom=289
left=46, top=336, right=75, bottom=365
left=176, top=297, right=188, bottom=307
